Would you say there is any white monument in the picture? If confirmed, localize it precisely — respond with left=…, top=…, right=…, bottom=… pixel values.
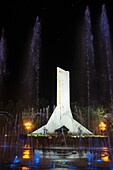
left=32, top=67, right=92, bottom=135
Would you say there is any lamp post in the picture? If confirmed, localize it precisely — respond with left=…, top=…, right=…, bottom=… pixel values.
left=24, top=122, right=32, bottom=133
left=99, top=122, right=106, bottom=135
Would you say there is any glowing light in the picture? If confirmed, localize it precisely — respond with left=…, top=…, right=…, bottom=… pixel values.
left=94, top=160, right=104, bottom=162
left=10, top=164, right=17, bottom=167
left=23, top=150, right=30, bottom=155
left=99, top=122, right=106, bottom=131
left=14, top=156, right=19, bottom=163
left=24, top=122, right=32, bottom=130
left=22, top=167, right=30, bottom=170
left=23, top=150, right=30, bottom=159
left=62, top=161, right=65, bottom=164
left=24, top=145, right=30, bottom=148
left=101, top=151, right=110, bottom=162
left=23, top=155, right=30, bottom=159
left=88, top=162, right=91, bottom=165
left=48, top=136, right=52, bottom=139
left=35, top=151, right=40, bottom=163
left=35, top=157, right=39, bottom=163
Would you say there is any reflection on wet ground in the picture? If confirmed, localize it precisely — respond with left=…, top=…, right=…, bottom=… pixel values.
left=0, top=145, right=113, bottom=169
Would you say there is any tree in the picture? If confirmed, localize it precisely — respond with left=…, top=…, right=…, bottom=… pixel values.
left=89, top=105, right=105, bottom=133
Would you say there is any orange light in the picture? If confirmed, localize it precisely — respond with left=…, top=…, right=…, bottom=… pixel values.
left=24, top=145, right=30, bottom=148
left=101, top=151, right=110, bottom=162
left=23, top=150, right=30, bottom=159
left=22, top=167, right=30, bottom=170
left=23, top=154, right=30, bottom=159
left=99, top=122, right=106, bottom=131
left=24, top=122, right=32, bottom=130
left=23, top=150, right=30, bottom=155
left=48, top=136, right=52, bottom=139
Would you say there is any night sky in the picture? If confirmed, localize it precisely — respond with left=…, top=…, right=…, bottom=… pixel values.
left=0, top=0, right=113, bottom=105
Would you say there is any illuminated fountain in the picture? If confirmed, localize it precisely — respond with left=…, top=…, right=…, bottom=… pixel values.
left=25, top=16, right=41, bottom=109
left=99, top=4, right=113, bottom=105
left=10, top=156, right=20, bottom=167
left=0, top=28, right=6, bottom=100
left=81, top=6, right=95, bottom=130
left=86, top=151, right=92, bottom=165
left=99, top=4, right=113, bottom=167
left=0, top=28, right=6, bottom=83
left=30, top=16, right=41, bottom=109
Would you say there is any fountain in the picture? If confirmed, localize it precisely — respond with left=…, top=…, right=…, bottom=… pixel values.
left=24, top=16, right=41, bottom=109
left=99, top=4, right=113, bottom=167
left=99, top=5, right=113, bottom=105
left=30, top=16, right=41, bottom=110
left=87, top=151, right=92, bottom=165
left=81, top=6, right=95, bottom=130
left=0, top=28, right=6, bottom=101
left=35, top=151, right=40, bottom=163
left=11, top=155, right=20, bottom=167
left=1, top=5, right=113, bottom=170
left=0, top=28, right=6, bottom=83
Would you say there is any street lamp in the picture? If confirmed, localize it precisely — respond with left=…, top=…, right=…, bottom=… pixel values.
left=99, top=121, right=106, bottom=131
left=24, top=122, right=32, bottom=130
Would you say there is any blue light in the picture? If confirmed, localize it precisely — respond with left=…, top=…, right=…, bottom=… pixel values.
left=88, top=162, right=91, bottom=165
left=53, top=163, right=55, bottom=168
left=62, top=161, right=65, bottom=164
left=94, top=159, right=104, bottom=162
left=35, top=151, right=40, bottom=163
left=69, top=166, right=78, bottom=169
left=1, top=145, right=6, bottom=148
left=13, top=156, right=19, bottom=163
left=35, top=157, right=39, bottom=163
left=10, top=164, right=17, bottom=167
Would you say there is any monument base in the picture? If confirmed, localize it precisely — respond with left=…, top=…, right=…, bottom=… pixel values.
left=32, top=107, right=92, bottom=135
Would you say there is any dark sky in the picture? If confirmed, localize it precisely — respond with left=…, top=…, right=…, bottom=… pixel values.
left=0, top=0, right=113, bottom=104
